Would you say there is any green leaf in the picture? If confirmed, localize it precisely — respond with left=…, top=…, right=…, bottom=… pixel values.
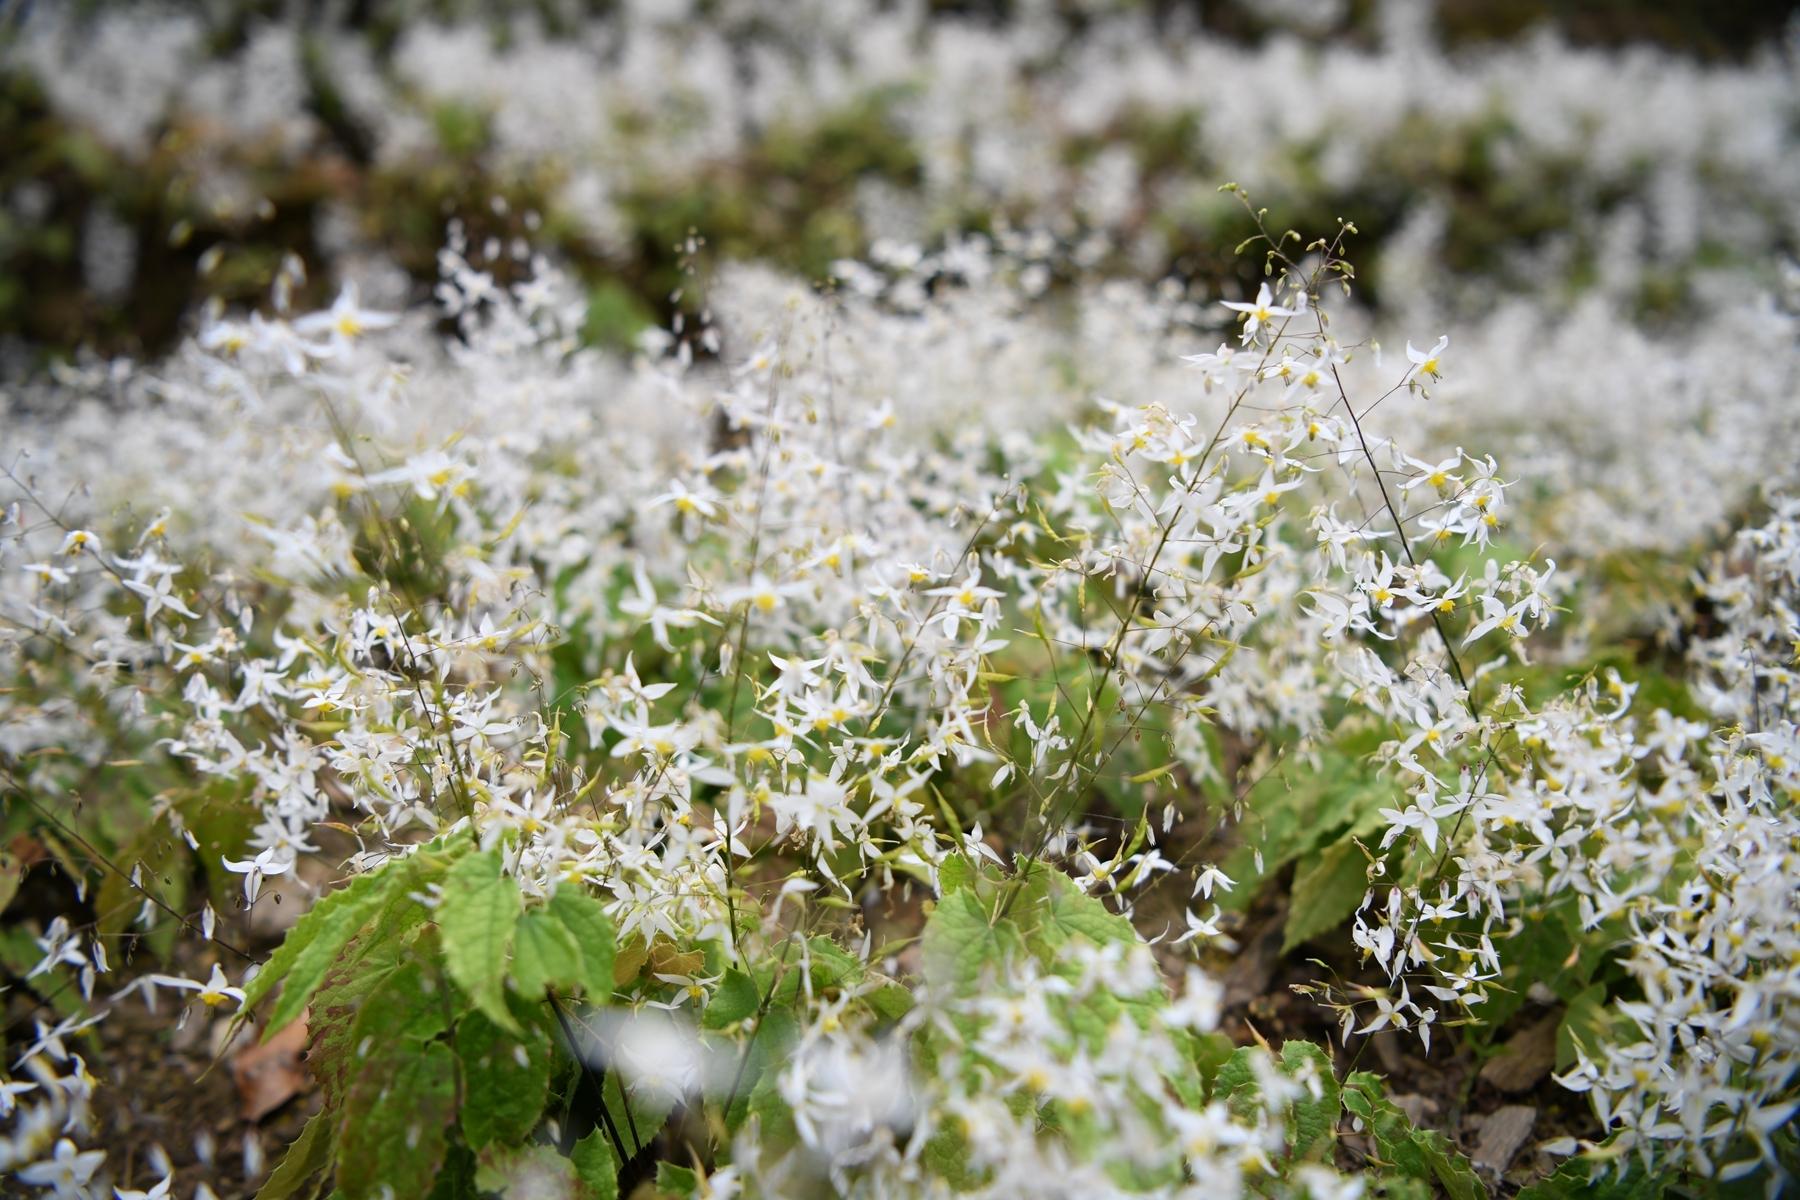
left=601, top=1071, right=673, bottom=1162
left=473, top=1145, right=581, bottom=1196
left=864, top=977, right=913, bottom=1023
left=1223, top=729, right=1391, bottom=905
left=0, top=927, right=86, bottom=1021
left=920, top=1121, right=984, bottom=1189
left=1189, top=1030, right=1237, bottom=1097
left=1483, top=896, right=1589, bottom=1030
left=439, top=850, right=523, bottom=1033
left=703, top=968, right=761, bottom=1030
left=176, top=783, right=260, bottom=917
left=654, top=1162, right=697, bottom=1198
left=1214, top=1047, right=1262, bottom=1120
left=424, top=1141, right=480, bottom=1200
left=1059, top=986, right=1127, bottom=1050
left=1342, top=1073, right=1484, bottom=1200
left=1038, top=873, right=1137, bottom=952
left=1516, top=1156, right=1665, bottom=1200
left=307, top=920, right=437, bottom=1109
left=743, top=1073, right=799, bottom=1153
left=571, top=1130, right=621, bottom=1200
left=95, top=822, right=182, bottom=943
left=256, top=864, right=397, bottom=991
left=337, top=1039, right=458, bottom=1200
left=510, top=910, right=585, bottom=999
left=456, top=1008, right=552, bottom=1149
left=1280, top=1040, right=1341, bottom=1159
left=754, top=933, right=873, bottom=1011
left=255, top=1109, right=335, bottom=1200
left=328, top=957, right=454, bottom=1169
left=1369, top=1175, right=1434, bottom=1200
left=348, top=958, right=451, bottom=1051
left=0, top=849, right=25, bottom=916
left=921, top=887, right=1020, bottom=995
left=938, top=853, right=977, bottom=895
left=725, top=1008, right=799, bottom=1136
left=802, top=936, right=865, bottom=990
left=546, top=884, right=618, bottom=1003
left=296, top=856, right=445, bottom=1069
left=1167, top=1034, right=1210, bottom=1110
left=246, top=865, right=399, bottom=1035
left=1285, top=837, right=1370, bottom=953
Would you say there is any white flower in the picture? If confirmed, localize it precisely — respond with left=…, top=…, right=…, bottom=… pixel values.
left=221, top=846, right=295, bottom=905
left=1192, top=864, right=1236, bottom=899
left=17, top=1138, right=104, bottom=1196
left=121, top=571, right=199, bottom=623
left=57, top=530, right=101, bottom=558
left=295, top=283, right=398, bottom=354
left=1405, top=335, right=1449, bottom=382
left=114, top=1171, right=174, bottom=1200
left=1172, top=905, right=1238, bottom=951
left=1221, top=282, right=1305, bottom=342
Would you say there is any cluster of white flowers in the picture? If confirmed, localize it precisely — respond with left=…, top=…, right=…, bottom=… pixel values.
left=0, top=225, right=1011, bottom=1188
left=1549, top=501, right=1800, bottom=1180
left=739, top=938, right=1319, bottom=1200
left=3, top=5, right=1799, bottom=1194
left=8, top=0, right=1797, bottom=314
left=5, top=164, right=1799, bottom=1187
left=5, top=184, right=1800, bottom=1194
left=1330, top=503, right=1799, bottom=1184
